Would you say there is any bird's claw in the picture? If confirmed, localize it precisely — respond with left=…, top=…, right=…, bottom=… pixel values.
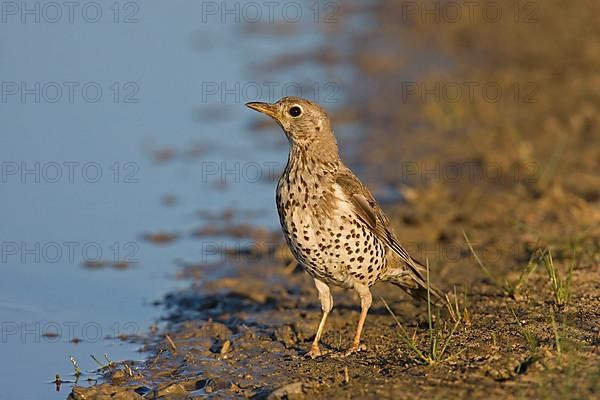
left=305, top=345, right=323, bottom=359
left=343, top=343, right=366, bottom=357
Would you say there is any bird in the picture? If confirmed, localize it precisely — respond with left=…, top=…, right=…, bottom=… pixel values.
left=246, top=96, right=444, bottom=358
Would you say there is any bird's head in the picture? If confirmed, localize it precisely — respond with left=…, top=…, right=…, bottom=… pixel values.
left=246, top=97, right=336, bottom=148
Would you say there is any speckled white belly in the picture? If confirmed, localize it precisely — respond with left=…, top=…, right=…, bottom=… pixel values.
left=277, top=182, right=388, bottom=288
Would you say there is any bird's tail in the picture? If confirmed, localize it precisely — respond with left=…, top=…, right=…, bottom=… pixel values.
left=384, top=258, right=447, bottom=308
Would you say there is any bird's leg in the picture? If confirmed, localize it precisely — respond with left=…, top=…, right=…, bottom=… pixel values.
left=345, top=284, right=372, bottom=356
left=307, top=278, right=333, bottom=358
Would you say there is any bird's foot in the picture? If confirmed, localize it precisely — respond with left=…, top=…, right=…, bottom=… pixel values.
left=305, top=344, right=323, bottom=359
left=342, top=343, right=366, bottom=357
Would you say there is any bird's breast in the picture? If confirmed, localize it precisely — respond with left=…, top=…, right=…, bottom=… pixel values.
left=275, top=171, right=387, bottom=288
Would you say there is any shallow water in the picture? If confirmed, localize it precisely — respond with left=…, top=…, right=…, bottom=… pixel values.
left=0, top=1, right=354, bottom=398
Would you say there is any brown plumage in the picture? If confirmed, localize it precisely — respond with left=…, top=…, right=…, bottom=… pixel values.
left=246, top=97, right=444, bottom=357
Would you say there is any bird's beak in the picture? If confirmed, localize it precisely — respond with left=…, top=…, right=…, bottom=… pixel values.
left=245, top=102, right=278, bottom=119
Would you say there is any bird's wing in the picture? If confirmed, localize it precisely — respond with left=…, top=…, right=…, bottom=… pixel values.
left=335, top=166, right=433, bottom=290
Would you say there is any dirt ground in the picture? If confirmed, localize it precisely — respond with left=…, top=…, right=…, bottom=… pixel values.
left=69, top=1, right=600, bottom=399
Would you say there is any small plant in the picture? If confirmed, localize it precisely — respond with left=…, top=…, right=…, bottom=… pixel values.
left=446, top=286, right=470, bottom=325
left=69, top=355, right=81, bottom=377
left=548, top=307, right=562, bottom=354
left=508, top=307, right=543, bottom=376
left=539, top=248, right=573, bottom=307
left=463, top=231, right=537, bottom=299
left=509, top=308, right=540, bottom=354
left=90, top=353, right=115, bottom=370
left=382, top=260, right=463, bottom=365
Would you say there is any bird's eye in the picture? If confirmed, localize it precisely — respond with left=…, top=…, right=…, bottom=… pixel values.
left=288, top=106, right=302, bottom=117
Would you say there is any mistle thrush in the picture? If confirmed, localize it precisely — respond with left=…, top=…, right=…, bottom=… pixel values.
left=246, top=97, right=444, bottom=358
